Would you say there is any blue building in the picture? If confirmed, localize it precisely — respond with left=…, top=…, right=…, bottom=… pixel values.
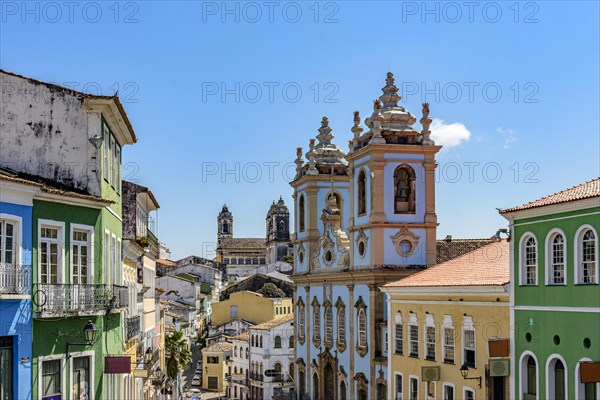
left=0, top=173, right=36, bottom=400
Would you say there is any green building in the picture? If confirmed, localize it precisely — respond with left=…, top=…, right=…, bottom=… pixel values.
left=501, top=177, right=600, bottom=400
left=0, top=70, right=137, bottom=400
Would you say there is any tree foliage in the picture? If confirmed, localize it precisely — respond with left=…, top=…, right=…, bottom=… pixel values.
left=165, top=330, right=192, bottom=380
left=257, top=282, right=286, bottom=298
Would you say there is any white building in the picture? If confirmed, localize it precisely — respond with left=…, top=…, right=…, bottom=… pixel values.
left=248, top=314, right=295, bottom=400
left=291, top=72, right=441, bottom=400
left=229, top=332, right=251, bottom=400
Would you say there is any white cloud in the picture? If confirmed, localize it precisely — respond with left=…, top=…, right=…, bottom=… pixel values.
left=496, top=127, right=518, bottom=149
left=430, top=118, right=472, bottom=148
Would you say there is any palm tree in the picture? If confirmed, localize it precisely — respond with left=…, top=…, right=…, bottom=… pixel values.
left=165, top=330, right=192, bottom=381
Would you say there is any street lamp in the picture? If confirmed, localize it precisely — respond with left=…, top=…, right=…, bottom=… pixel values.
left=145, top=347, right=153, bottom=363
left=459, top=363, right=482, bottom=388
left=66, top=320, right=98, bottom=358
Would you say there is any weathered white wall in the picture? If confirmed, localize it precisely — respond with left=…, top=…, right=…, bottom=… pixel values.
left=0, top=72, right=102, bottom=195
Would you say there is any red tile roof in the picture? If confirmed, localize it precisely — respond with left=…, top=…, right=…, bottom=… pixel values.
left=383, top=241, right=509, bottom=288
left=500, top=177, right=600, bottom=214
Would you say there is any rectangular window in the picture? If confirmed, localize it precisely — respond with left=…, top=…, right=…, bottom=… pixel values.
left=40, top=227, right=60, bottom=284
left=395, top=374, right=403, bottom=400
left=111, top=236, right=117, bottom=286
left=103, top=123, right=109, bottom=180
left=395, top=324, right=403, bottom=355
left=465, top=388, right=475, bottom=400
left=464, top=328, right=476, bottom=368
left=207, top=356, right=219, bottom=364
left=425, top=326, right=436, bottom=360
left=230, top=305, right=238, bottom=319
left=409, top=325, right=419, bottom=357
left=72, top=356, right=90, bottom=400
left=72, top=229, right=91, bottom=285
left=409, top=377, right=418, bottom=400
left=443, top=327, right=455, bottom=363
left=104, top=232, right=111, bottom=285
left=42, top=359, right=61, bottom=399
left=443, top=385, right=454, bottom=400
left=0, top=221, right=15, bottom=264
left=108, top=133, right=113, bottom=186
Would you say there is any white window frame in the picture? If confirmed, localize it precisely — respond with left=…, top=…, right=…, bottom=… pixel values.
left=38, top=354, right=66, bottom=400
left=70, top=224, right=94, bottom=285
left=442, top=315, right=455, bottom=364
left=545, top=354, right=568, bottom=400
left=103, top=122, right=110, bottom=180
left=337, top=306, right=346, bottom=345
left=394, top=312, right=403, bottom=355
left=442, top=382, right=455, bottom=400
left=408, top=375, right=420, bottom=400
left=0, top=214, right=22, bottom=265
left=409, top=314, right=419, bottom=358
left=38, top=219, right=65, bottom=285
left=424, top=315, right=436, bottom=361
left=104, top=230, right=111, bottom=285
left=545, top=228, right=567, bottom=285
left=463, top=386, right=476, bottom=400
left=425, top=380, right=437, bottom=400
left=520, top=232, right=538, bottom=286
left=462, top=316, right=476, bottom=369
left=313, top=304, right=321, bottom=341
left=297, top=302, right=305, bottom=340
left=357, top=308, right=367, bottom=348
left=519, top=351, right=539, bottom=400
left=395, top=373, right=403, bottom=400
left=69, top=349, right=95, bottom=400
left=324, top=306, right=333, bottom=343
left=575, top=225, right=599, bottom=285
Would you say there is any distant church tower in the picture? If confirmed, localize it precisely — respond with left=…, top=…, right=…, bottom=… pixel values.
left=265, top=197, right=291, bottom=264
left=217, top=204, right=233, bottom=246
left=291, top=72, right=441, bottom=400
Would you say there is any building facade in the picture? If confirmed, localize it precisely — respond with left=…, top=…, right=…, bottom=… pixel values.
left=211, top=290, right=292, bottom=326
left=202, top=341, right=233, bottom=392
left=500, top=178, right=600, bottom=400
left=1, top=69, right=135, bottom=400
left=291, top=72, right=441, bottom=400
left=0, top=175, right=35, bottom=400
left=381, top=240, right=511, bottom=400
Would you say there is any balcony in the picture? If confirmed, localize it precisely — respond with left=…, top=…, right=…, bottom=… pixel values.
left=0, top=264, right=32, bottom=296
left=34, top=284, right=128, bottom=315
left=126, top=316, right=141, bottom=341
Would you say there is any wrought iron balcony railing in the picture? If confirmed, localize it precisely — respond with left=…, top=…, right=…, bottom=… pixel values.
left=34, top=284, right=128, bottom=313
left=0, top=264, right=32, bottom=295
left=126, top=315, right=141, bottom=340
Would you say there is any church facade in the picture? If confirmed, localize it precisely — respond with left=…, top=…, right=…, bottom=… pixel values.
left=216, top=199, right=292, bottom=280
left=291, top=72, right=441, bottom=400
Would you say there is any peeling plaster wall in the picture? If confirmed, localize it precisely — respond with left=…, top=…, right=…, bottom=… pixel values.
left=0, top=72, right=101, bottom=195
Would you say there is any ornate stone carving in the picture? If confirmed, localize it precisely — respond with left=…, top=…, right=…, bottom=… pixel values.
left=355, top=228, right=369, bottom=258
left=390, top=225, right=420, bottom=257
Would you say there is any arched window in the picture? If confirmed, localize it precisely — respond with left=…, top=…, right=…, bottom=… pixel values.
left=521, top=354, right=537, bottom=398
left=324, top=306, right=333, bottom=344
left=289, top=363, right=294, bottom=379
left=274, top=336, right=282, bottom=349
left=298, top=303, right=305, bottom=341
left=394, top=164, right=416, bottom=213
left=358, top=308, right=367, bottom=348
left=578, top=227, right=597, bottom=284
left=299, top=195, right=305, bottom=232
left=260, top=362, right=264, bottom=376
left=521, top=235, right=538, bottom=285
left=337, top=307, right=346, bottom=346
left=548, top=232, right=565, bottom=285
left=313, top=303, right=321, bottom=341
left=313, top=373, right=319, bottom=400
left=234, top=366, right=238, bottom=374
left=251, top=335, right=255, bottom=347
left=234, top=346, right=238, bottom=357
left=245, top=348, right=248, bottom=359
left=357, top=170, right=366, bottom=215
left=274, top=362, right=282, bottom=375
left=289, top=335, right=294, bottom=348
left=259, top=336, right=263, bottom=348
left=553, top=359, right=566, bottom=400
left=222, top=220, right=229, bottom=234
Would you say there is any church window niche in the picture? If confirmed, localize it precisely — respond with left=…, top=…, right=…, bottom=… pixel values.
left=324, top=302, right=333, bottom=347
left=394, top=164, right=416, bottom=214
left=357, top=169, right=367, bottom=215
left=222, top=220, right=230, bottom=234
left=297, top=297, right=305, bottom=345
left=299, top=195, right=305, bottom=232
left=312, top=297, right=321, bottom=347
left=355, top=297, right=368, bottom=357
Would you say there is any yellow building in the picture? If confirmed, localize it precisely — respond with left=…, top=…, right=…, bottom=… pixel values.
left=381, top=241, right=510, bottom=400
left=211, top=290, right=293, bottom=325
left=202, top=341, right=233, bottom=392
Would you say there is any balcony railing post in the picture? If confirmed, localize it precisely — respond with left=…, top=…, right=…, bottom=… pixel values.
left=0, top=264, right=32, bottom=295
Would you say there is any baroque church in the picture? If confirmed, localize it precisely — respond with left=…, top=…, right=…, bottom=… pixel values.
left=290, top=72, right=485, bottom=400
left=216, top=198, right=293, bottom=279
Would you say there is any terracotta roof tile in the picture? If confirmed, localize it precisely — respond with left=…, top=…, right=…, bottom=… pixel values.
left=383, top=241, right=509, bottom=288
left=501, top=177, right=600, bottom=214
left=203, top=342, right=233, bottom=353
left=220, top=238, right=266, bottom=249
left=251, top=314, right=294, bottom=330
left=230, top=332, right=251, bottom=341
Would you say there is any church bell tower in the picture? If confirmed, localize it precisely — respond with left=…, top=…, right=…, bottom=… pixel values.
left=217, top=204, right=233, bottom=246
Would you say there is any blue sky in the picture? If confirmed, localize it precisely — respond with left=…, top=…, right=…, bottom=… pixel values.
left=2, top=1, right=599, bottom=259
